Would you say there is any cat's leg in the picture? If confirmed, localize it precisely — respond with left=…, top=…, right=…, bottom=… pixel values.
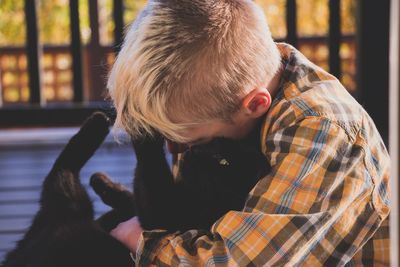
left=95, top=210, right=135, bottom=232
left=2, top=112, right=111, bottom=266
left=90, top=172, right=136, bottom=231
left=131, top=133, right=180, bottom=230
left=51, top=112, right=110, bottom=172
left=39, top=112, right=110, bottom=221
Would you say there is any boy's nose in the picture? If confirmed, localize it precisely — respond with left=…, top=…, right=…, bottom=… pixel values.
left=166, top=139, right=189, bottom=154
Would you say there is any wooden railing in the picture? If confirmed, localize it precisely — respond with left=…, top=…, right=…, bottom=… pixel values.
left=0, top=45, right=114, bottom=105
left=0, top=0, right=388, bottom=140
left=0, top=35, right=356, bottom=105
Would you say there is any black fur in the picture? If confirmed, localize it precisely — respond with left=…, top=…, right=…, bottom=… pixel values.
left=3, top=111, right=269, bottom=266
left=2, top=112, right=133, bottom=267
left=93, top=131, right=270, bottom=232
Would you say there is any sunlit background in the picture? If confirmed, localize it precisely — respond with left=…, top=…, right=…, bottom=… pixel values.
left=0, top=0, right=394, bottom=263
left=0, top=0, right=356, bottom=104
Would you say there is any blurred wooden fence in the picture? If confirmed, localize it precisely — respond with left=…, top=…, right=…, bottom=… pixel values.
left=0, top=0, right=365, bottom=128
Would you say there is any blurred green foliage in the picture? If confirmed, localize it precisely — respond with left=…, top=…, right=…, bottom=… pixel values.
left=0, top=0, right=356, bottom=46
left=0, top=0, right=26, bottom=45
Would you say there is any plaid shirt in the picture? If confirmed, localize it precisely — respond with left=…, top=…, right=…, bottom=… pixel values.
left=135, top=43, right=390, bottom=266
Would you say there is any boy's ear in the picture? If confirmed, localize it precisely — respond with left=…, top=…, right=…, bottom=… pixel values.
left=241, top=88, right=272, bottom=118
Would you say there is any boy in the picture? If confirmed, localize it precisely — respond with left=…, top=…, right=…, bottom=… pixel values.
left=107, top=0, right=390, bottom=265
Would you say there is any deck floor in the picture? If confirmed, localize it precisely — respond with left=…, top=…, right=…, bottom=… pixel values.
left=0, top=128, right=138, bottom=261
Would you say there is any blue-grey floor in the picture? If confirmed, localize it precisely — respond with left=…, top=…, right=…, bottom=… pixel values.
left=0, top=128, right=144, bottom=261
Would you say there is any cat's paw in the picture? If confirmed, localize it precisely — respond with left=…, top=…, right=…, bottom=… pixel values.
left=90, top=172, right=134, bottom=210
left=82, top=111, right=111, bottom=132
left=53, top=112, right=110, bottom=172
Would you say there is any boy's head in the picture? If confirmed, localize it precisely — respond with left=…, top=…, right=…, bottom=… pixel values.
left=107, top=0, right=281, bottom=144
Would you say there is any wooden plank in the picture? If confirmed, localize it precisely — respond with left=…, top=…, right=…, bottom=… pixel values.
left=0, top=203, right=40, bottom=217
left=0, top=199, right=39, bottom=205
left=0, top=218, right=33, bottom=232
left=0, top=164, right=134, bottom=178
left=0, top=233, right=24, bottom=250
left=0, top=156, right=134, bottom=171
left=0, top=176, right=132, bottom=190
left=24, top=0, right=42, bottom=105
left=0, top=145, right=134, bottom=161
left=0, top=105, right=115, bottom=128
left=0, top=188, right=132, bottom=204
left=0, top=191, right=39, bottom=202
left=0, top=251, right=10, bottom=262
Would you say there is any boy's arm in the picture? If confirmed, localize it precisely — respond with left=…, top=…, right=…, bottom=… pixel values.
left=136, top=117, right=390, bottom=266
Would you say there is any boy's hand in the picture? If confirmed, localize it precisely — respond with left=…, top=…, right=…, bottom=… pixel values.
left=110, top=216, right=143, bottom=253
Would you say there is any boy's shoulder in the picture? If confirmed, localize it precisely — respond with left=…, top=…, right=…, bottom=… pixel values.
left=266, top=43, right=367, bottom=139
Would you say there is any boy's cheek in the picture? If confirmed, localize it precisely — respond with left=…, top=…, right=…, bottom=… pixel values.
left=166, top=139, right=189, bottom=154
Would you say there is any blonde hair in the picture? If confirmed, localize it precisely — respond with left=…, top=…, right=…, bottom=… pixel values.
left=107, top=0, right=281, bottom=142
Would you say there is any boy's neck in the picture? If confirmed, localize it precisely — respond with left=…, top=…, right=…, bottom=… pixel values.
left=265, top=61, right=285, bottom=99
left=240, top=115, right=265, bottom=151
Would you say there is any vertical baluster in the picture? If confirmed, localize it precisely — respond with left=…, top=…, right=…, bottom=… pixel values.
left=24, top=0, right=43, bottom=105
left=0, top=68, right=3, bottom=107
left=88, top=0, right=105, bottom=101
left=113, top=0, right=124, bottom=55
left=389, top=0, right=400, bottom=264
left=69, top=0, right=84, bottom=103
left=329, top=0, right=341, bottom=79
left=286, top=0, right=298, bottom=47
left=356, top=0, right=390, bottom=143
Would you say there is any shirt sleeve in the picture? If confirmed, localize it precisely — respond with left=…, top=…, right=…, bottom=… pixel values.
left=135, top=117, right=389, bottom=266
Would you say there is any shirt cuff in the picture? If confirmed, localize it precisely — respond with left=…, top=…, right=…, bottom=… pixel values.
left=135, top=229, right=172, bottom=266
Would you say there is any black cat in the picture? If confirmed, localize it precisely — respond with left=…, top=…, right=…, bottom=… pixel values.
left=3, top=112, right=269, bottom=267
left=2, top=112, right=134, bottom=267
left=92, top=128, right=270, bottom=233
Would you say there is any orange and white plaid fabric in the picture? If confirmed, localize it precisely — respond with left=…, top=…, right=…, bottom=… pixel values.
left=135, top=43, right=390, bottom=266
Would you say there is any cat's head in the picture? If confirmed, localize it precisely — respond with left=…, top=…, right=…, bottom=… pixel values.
left=180, top=137, right=270, bottom=192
